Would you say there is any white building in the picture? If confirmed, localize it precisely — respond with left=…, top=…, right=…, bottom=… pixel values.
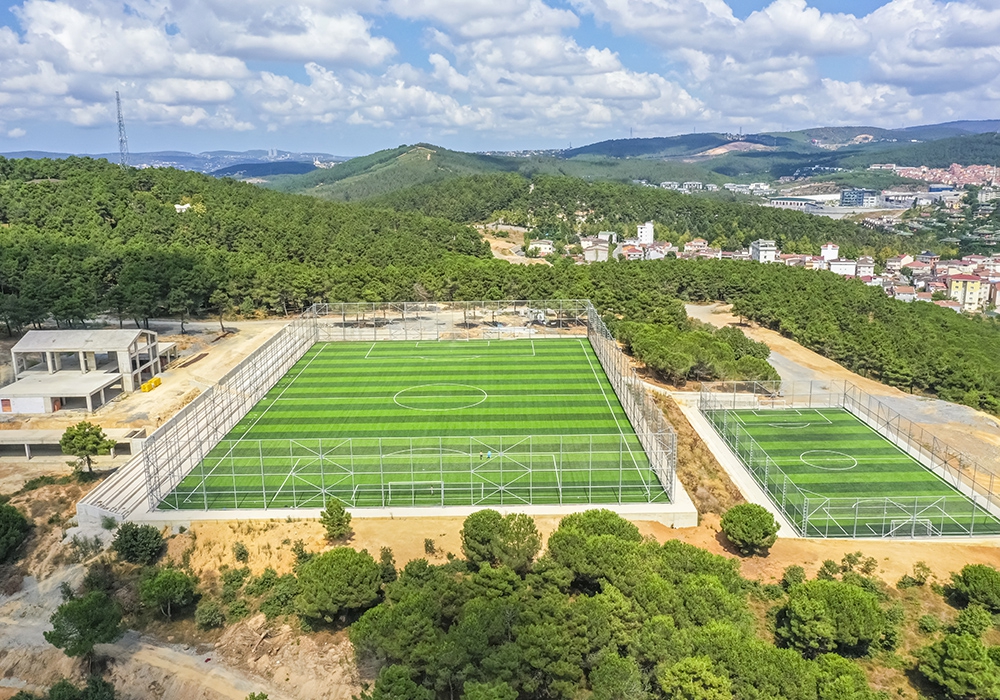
left=597, top=231, right=616, bottom=242
left=856, top=256, right=876, bottom=278
left=583, top=243, right=609, bottom=262
left=829, top=259, right=858, bottom=277
left=528, top=239, right=555, bottom=256
left=2, top=329, right=175, bottom=414
left=820, top=243, right=839, bottom=262
left=750, top=239, right=778, bottom=263
left=636, top=221, right=655, bottom=245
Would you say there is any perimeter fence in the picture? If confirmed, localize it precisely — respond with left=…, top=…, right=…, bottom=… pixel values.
left=102, top=300, right=677, bottom=515
left=700, top=381, right=1000, bottom=537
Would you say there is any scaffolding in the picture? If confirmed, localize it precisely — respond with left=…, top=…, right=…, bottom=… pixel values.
left=699, top=381, right=1000, bottom=537
left=142, top=300, right=677, bottom=512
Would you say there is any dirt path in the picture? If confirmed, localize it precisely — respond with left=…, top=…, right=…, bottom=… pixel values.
left=686, top=302, right=1000, bottom=467
left=477, top=229, right=550, bottom=266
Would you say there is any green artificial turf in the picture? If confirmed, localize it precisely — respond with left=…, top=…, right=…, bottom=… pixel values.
left=707, top=408, right=1000, bottom=537
left=159, top=338, right=669, bottom=510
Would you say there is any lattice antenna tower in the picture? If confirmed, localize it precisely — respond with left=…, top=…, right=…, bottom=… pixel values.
left=115, top=90, right=130, bottom=169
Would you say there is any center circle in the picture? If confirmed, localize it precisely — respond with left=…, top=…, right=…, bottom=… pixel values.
left=800, top=449, right=858, bottom=471
left=393, top=384, right=487, bottom=411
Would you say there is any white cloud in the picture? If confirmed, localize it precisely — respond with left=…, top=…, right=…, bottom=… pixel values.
left=7, top=128, right=27, bottom=137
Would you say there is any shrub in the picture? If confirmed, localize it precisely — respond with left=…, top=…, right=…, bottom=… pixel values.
left=319, top=501, right=351, bottom=541
left=952, top=564, right=1000, bottom=612
left=0, top=503, right=31, bottom=564
left=292, top=540, right=314, bottom=567
left=776, top=579, right=888, bottom=657
left=195, top=600, right=225, bottom=629
left=379, top=547, right=397, bottom=584
left=782, top=565, right=806, bottom=589
left=227, top=599, right=250, bottom=621
left=232, top=541, right=249, bottom=563
left=111, top=522, right=163, bottom=565
left=221, top=566, right=250, bottom=603
left=918, top=615, right=940, bottom=634
left=245, top=568, right=279, bottom=597
left=955, top=605, right=994, bottom=637
left=460, top=510, right=542, bottom=574
left=424, top=538, right=436, bottom=555
left=259, top=575, right=300, bottom=619
left=295, top=548, right=381, bottom=621
left=100, top=516, right=118, bottom=531
left=139, top=568, right=196, bottom=619
left=816, top=560, right=840, bottom=581
left=918, top=633, right=1000, bottom=699
left=720, top=503, right=779, bottom=556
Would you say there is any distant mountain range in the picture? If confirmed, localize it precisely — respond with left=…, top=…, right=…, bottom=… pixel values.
left=0, top=149, right=346, bottom=174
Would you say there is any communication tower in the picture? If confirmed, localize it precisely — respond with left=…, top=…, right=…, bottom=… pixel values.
left=115, top=91, right=129, bottom=169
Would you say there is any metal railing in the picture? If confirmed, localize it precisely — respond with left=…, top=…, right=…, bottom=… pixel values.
left=699, top=381, right=1000, bottom=537
left=128, top=300, right=676, bottom=513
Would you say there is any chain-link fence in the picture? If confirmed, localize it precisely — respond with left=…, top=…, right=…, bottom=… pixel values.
left=699, top=381, right=1000, bottom=537
left=135, top=299, right=676, bottom=513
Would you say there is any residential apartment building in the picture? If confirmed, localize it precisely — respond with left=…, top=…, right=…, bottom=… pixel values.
left=750, top=239, right=778, bottom=263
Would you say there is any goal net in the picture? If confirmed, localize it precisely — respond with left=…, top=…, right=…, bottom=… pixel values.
left=387, top=481, right=446, bottom=505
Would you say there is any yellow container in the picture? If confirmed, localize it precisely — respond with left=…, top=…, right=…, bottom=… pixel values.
left=151, top=377, right=162, bottom=387
left=141, top=382, right=151, bottom=392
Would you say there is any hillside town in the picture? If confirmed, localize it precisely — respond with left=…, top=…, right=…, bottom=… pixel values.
left=547, top=223, right=1000, bottom=313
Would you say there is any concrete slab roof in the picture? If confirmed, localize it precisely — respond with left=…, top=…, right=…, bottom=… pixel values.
left=0, top=428, right=143, bottom=446
left=0, top=371, right=122, bottom=398
left=12, top=329, right=154, bottom=354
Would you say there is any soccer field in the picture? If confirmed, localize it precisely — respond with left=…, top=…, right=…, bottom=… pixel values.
left=159, top=338, right=669, bottom=510
left=708, top=408, right=1000, bottom=537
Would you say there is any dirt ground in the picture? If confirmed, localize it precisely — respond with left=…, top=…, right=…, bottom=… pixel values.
left=477, top=228, right=551, bottom=266
left=686, top=302, right=1000, bottom=467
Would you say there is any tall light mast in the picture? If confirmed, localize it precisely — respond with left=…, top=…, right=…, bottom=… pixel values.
left=115, top=90, right=130, bottom=169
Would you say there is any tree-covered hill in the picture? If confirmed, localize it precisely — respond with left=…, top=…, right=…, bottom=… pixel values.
left=371, top=173, right=939, bottom=259
left=3, top=156, right=1000, bottom=413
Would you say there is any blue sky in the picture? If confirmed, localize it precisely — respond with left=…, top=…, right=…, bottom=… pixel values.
left=0, top=0, right=997, bottom=156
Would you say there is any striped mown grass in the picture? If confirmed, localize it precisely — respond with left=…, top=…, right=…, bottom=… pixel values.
left=160, top=338, right=668, bottom=510
left=710, top=408, right=1000, bottom=537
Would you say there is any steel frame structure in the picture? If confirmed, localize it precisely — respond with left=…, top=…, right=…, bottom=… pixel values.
left=141, top=300, right=677, bottom=512
left=699, top=380, right=1000, bottom=538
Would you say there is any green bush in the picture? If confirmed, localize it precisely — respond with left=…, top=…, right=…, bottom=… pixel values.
left=720, top=503, right=779, bottom=556
left=952, top=564, right=1000, bottom=612
left=956, top=605, right=995, bottom=638
left=776, top=579, right=888, bottom=657
left=0, top=502, right=31, bottom=564
left=918, top=633, right=1000, bottom=699
left=111, top=522, right=163, bottom=565
left=918, top=614, right=941, bottom=634
left=227, top=599, right=251, bottom=622
left=245, top=568, right=279, bottom=597
left=259, top=575, right=300, bottom=619
left=195, top=600, right=225, bottom=629
left=139, top=568, right=196, bottom=619
left=319, top=501, right=351, bottom=541
left=296, top=548, right=380, bottom=621
left=232, top=542, right=249, bottom=563
left=782, top=565, right=806, bottom=589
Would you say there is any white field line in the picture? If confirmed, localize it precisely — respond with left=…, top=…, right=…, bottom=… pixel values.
left=198, top=344, right=328, bottom=487
left=578, top=339, right=643, bottom=478
left=271, top=392, right=598, bottom=402
left=364, top=342, right=376, bottom=359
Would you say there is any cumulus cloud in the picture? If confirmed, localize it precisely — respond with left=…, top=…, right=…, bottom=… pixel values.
left=0, top=0, right=998, bottom=143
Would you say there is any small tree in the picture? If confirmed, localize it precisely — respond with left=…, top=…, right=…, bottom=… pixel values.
left=296, top=547, right=380, bottom=622
left=379, top=547, right=397, bottom=584
left=955, top=604, right=994, bottom=637
left=140, top=568, right=196, bottom=619
left=319, top=501, right=352, bottom=541
left=460, top=509, right=542, bottom=574
left=952, top=564, right=1000, bottom=612
left=0, top=502, right=31, bottom=564
left=655, top=656, right=732, bottom=700
left=195, top=600, right=226, bottom=629
left=44, top=591, right=124, bottom=670
left=59, top=422, right=116, bottom=473
left=918, top=633, right=1000, bottom=699
left=111, top=522, right=164, bottom=565
left=720, top=503, right=779, bottom=556
left=232, top=541, right=249, bottom=563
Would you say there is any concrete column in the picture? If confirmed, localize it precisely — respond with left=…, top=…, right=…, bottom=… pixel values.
left=24, top=443, right=31, bottom=460
left=88, top=352, right=98, bottom=371
left=86, top=393, right=93, bottom=412
left=100, top=387, right=106, bottom=405
left=53, top=353, right=62, bottom=371
left=79, top=351, right=87, bottom=373
left=46, top=352, right=55, bottom=374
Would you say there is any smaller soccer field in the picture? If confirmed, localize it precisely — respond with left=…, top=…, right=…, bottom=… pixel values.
left=159, top=338, right=670, bottom=510
left=708, top=408, right=1000, bottom=537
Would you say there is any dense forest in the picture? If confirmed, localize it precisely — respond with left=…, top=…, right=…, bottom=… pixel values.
left=2, top=157, right=1000, bottom=412
left=371, top=173, right=941, bottom=258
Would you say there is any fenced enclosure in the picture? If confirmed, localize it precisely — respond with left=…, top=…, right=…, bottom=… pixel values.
left=123, top=300, right=676, bottom=516
left=700, top=381, right=1000, bottom=537
left=157, top=433, right=667, bottom=509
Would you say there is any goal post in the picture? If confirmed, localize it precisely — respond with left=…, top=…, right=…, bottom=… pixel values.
left=387, top=481, right=446, bottom=506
